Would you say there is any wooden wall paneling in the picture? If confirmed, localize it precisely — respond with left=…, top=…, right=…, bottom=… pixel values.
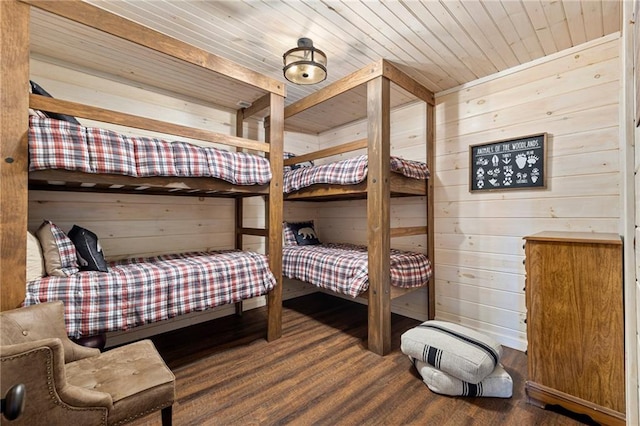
left=433, top=33, right=621, bottom=349
left=436, top=196, right=621, bottom=220
left=28, top=191, right=236, bottom=260
left=437, top=80, right=618, bottom=140
left=437, top=279, right=526, bottom=313
left=436, top=173, right=620, bottom=205
left=438, top=127, right=619, bottom=174
left=366, top=76, right=391, bottom=356
left=0, top=0, right=30, bottom=311
left=635, top=1, right=640, bottom=422
left=436, top=47, right=619, bottom=125
left=622, top=1, right=640, bottom=422
left=434, top=35, right=618, bottom=115
left=637, top=0, right=640, bottom=125
left=29, top=59, right=239, bottom=142
left=437, top=216, right=619, bottom=238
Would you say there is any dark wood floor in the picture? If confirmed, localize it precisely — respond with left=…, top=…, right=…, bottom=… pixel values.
left=128, top=293, right=597, bottom=426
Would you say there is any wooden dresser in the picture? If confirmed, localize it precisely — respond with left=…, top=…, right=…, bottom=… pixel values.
left=523, top=231, right=625, bottom=425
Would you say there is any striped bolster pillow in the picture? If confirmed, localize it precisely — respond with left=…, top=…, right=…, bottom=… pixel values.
left=412, top=357, right=513, bottom=398
left=401, top=320, right=502, bottom=384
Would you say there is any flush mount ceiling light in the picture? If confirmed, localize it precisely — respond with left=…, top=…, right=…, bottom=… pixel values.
left=283, top=38, right=327, bottom=85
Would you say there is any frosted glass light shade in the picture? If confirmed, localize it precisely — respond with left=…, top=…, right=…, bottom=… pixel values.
left=283, top=38, right=327, bottom=85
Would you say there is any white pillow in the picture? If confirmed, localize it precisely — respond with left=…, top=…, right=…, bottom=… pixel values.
left=26, top=231, right=45, bottom=281
left=401, top=320, right=502, bottom=384
left=412, top=357, right=513, bottom=398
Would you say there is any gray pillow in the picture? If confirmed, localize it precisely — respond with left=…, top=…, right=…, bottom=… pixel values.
left=412, top=357, right=513, bottom=398
left=401, top=320, right=502, bottom=384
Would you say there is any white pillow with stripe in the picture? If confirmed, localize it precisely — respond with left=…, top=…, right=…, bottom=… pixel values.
left=401, top=320, right=502, bottom=384
left=412, top=357, right=513, bottom=398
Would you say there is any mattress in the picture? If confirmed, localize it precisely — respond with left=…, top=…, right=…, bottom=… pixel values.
left=28, top=116, right=272, bottom=185
left=282, top=243, right=431, bottom=297
left=283, top=154, right=429, bottom=193
left=24, top=250, right=276, bottom=338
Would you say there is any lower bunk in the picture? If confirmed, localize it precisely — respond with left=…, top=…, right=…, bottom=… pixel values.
left=24, top=249, right=277, bottom=341
left=283, top=243, right=431, bottom=299
left=282, top=221, right=432, bottom=355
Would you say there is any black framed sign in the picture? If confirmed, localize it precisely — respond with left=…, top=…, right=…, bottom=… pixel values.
left=469, top=133, right=546, bottom=192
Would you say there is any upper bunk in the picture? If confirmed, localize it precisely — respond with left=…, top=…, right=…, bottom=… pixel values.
left=1, top=0, right=285, bottom=319
left=282, top=59, right=435, bottom=202
left=20, top=0, right=286, bottom=199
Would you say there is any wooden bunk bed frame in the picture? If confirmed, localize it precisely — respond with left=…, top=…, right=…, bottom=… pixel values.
left=282, top=59, right=435, bottom=356
left=0, top=0, right=285, bottom=342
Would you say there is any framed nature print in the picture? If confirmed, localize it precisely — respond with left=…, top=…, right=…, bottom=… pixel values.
left=469, top=133, right=547, bottom=192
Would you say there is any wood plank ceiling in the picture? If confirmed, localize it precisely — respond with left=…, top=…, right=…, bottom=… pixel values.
left=41, top=0, right=619, bottom=131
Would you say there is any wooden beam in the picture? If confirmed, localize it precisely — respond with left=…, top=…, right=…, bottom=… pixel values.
left=20, top=0, right=285, bottom=97
left=381, top=60, right=435, bottom=105
left=238, top=228, right=269, bottom=237
left=284, top=60, right=384, bottom=119
left=1, top=0, right=30, bottom=311
left=283, top=139, right=368, bottom=166
left=267, top=93, right=284, bottom=342
left=367, top=76, right=391, bottom=356
left=30, top=95, right=270, bottom=153
left=426, top=102, right=435, bottom=320
left=284, top=182, right=367, bottom=200
left=242, top=93, right=271, bottom=120
left=390, top=226, right=427, bottom=238
left=28, top=170, right=270, bottom=196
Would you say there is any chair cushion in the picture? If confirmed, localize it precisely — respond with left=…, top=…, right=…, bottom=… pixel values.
left=401, top=320, right=502, bottom=384
left=412, top=357, right=513, bottom=398
left=65, top=339, right=175, bottom=425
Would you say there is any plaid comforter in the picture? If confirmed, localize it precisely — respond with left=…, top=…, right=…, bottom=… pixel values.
left=282, top=243, right=431, bottom=298
left=24, top=250, right=276, bottom=338
left=28, top=116, right=272, bottom=185
left=283, top=154, right=429, bottom=193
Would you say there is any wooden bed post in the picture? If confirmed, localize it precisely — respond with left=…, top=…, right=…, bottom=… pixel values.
left=266, top=93, right=284, bottom=341
left=426, top=102, right=436, bottom=320
left=1, top=0, right=30, bottom=311
left=234, top=109, right=245, bottom=317
left=367, top=76, right=391, bottom=355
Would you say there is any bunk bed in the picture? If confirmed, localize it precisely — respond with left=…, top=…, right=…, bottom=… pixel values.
left=282, top=60, right=435, bottom=356
left=0, top=0, right=284, bottom=342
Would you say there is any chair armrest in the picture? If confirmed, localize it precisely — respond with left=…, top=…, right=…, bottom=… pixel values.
left=1, top=338, right=113, bottom=412
left=0, top=301, right=100, bottom=363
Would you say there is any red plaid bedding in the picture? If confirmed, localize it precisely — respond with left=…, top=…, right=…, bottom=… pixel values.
left=29, top=116, right=272, bottom=185
left=283, top=154, right=429, bottom=193
left=24, top=250, right=276, bottom=338
left=282, top=243, right=431, bottom=297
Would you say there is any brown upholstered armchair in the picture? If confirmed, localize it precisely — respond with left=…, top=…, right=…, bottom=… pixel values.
left=0, top=301, right=175, bottom=425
